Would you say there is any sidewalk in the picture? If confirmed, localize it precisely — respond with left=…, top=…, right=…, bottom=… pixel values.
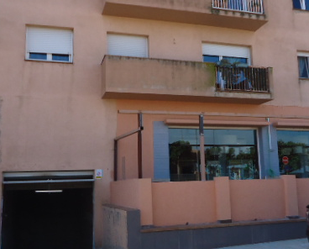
left=217, top=238, right=308, bottom=248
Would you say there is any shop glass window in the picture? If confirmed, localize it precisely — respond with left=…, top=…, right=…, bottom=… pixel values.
left=277, top=130, right=309, bottom=178
left=169, top=128, right=259, bottom=181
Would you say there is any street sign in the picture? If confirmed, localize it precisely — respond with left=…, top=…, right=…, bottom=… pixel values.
left=282, top=156, right=289, bottom=165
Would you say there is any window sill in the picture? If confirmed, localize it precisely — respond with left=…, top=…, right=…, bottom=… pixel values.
left=25, top=58, right=73, bottom=64
left=293, top=8, right=309, bottom=12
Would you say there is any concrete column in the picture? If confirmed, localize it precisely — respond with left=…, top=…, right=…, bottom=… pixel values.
left=214, top=177, right=232, bottom=223
left=281, top=175, right=299, bottom=218
left=258, top=125, right=280, bottom=179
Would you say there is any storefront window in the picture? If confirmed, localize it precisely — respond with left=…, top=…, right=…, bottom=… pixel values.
left=277, top=130, right=309, bottom=178
left=169, top=128, right=259, bottom=181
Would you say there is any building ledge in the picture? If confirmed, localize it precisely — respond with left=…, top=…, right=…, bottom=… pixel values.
left=103, top=0, right=268, bottom=31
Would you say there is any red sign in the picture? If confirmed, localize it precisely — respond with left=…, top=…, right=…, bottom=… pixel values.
left=282, top=156, right=289, bottom=165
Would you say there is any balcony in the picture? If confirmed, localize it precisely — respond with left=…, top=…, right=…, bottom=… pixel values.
left=102, top=0, right=267, bottom=31
left=101, top=55, right=273, bottom=104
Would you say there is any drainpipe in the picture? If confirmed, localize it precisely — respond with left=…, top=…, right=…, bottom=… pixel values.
left=113, top=113, right=144, bottom=181
left=199, top=114, right=206, bottom=181
left=138, top=113, right=143, bottom=179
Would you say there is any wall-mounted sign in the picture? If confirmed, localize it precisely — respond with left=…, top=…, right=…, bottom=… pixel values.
left=95, top=169, right=103, bottom=179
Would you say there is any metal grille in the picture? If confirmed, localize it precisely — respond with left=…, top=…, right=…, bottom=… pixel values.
left=216, top=66, right=270, bottom=92
left=212, top=0, right=264, bottom=14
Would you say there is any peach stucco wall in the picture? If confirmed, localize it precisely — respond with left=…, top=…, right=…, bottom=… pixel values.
left=297, top=179, right=309, bottom=217
left=0, top=1, right=117, bottom=247
left=152, top=181, right=216, bottom=226
left=111, top=176, right=309, bottom=227
left=3, top=0, right=309, bottom=247
left=111, top=178, right=153, bottom=225
left=230, top=179, right=285, bottom=221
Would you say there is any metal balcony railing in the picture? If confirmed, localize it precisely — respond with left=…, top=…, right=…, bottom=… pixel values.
left=215, top=66, right=270, bottom=92
left=212, top=0, right=264, bottom=14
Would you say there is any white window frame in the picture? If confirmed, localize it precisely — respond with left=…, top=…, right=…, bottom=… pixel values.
left=26, top=26, right=73, bottom=63
left=107, top=33, right=149, bottom=58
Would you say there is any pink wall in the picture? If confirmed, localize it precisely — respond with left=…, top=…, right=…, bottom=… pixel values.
left=111, top=176, right=309, bottom=227
left=111, top=178, right=153, bottom=225
left=152, top=181, right=216, bottom=226
left=297, top=179, right=309, bottom=217
left=230, top=179, right=285, bottom=221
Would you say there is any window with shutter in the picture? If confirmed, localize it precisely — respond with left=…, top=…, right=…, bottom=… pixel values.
left=202, top=43, right=251, bottom=66
left=26, top=26, right=73, bottom=63
left=107, top=33, right=148, bottom=58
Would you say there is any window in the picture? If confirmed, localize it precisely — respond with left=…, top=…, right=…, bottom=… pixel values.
left=202, top=43, right=250, bottom=66
left=277, top=130, right=309, bottom=178
left=26, top=26, right=73, bottom=62
left=169, top=128, right=259, bottom=181
left=107, top=33, right=148, bottom=58
left=298, top=53, right=309, bottom=78
left=293, top=0, right=309, bottom=10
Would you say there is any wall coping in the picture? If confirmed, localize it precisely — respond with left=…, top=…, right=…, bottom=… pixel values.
left=141, top=217, right=306, bottom=233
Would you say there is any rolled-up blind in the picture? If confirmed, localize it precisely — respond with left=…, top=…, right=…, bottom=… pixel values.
left=107, top=33, right=148, bottom=58
left=202, top=43, right=250, bottom=61
left=27, top=26, right=73, bottom=55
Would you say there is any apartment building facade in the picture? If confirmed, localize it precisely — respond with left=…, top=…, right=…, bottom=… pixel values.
left=1, top=0, right=309, bottom=248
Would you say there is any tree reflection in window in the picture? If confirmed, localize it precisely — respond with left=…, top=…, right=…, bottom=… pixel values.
left=169, top=128, right=258, bottom=181
left=278, top=140, right=309, bottom=177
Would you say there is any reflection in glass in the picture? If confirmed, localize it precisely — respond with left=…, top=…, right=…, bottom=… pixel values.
left=169, top=129, right=258, bottom=181
left=277, top=130, right=309, bottom=178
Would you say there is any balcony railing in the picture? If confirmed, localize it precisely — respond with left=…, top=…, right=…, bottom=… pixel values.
left=212, top=0, right=264, bottom=14
left=216, top=66, right=270, bottom=92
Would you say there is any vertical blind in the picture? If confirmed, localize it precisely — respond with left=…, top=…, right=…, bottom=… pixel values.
left=107, top=34, right=148, bottom=58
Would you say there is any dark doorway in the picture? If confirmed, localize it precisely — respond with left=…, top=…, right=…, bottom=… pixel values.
left=1, top=185, right=93, bottom=249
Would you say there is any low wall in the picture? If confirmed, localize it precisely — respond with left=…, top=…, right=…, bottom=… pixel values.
left=230, top=179, right=285, bottom=221
left=110, top=178, right=153, bottom=225
left=110, top=175, right=309, bottom=227
left=152, top=181, right=216, bottom=226
left=297, top=179, right=309, bottom=217
left=102, top=205, right=306, bottom=249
